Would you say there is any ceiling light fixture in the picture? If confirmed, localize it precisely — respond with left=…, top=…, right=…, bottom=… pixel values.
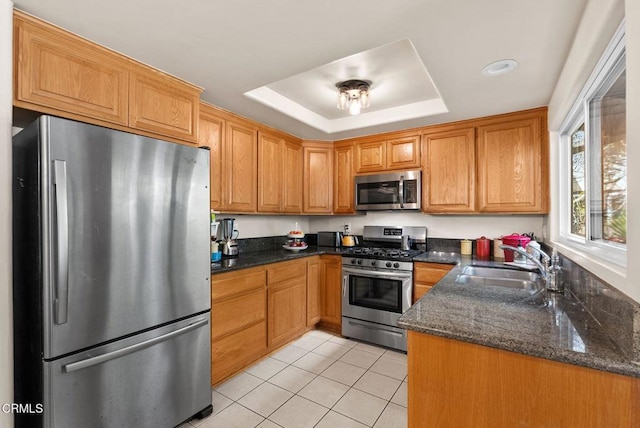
left=481, top=59, right=518, bottom=77
left=336, top=79, right=371, bottom=115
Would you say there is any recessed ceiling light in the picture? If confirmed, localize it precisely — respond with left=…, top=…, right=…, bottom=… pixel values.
left=481, top=59, right=518, bottom=77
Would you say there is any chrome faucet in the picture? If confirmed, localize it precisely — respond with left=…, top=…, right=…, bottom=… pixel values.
left=500, top=244, right=551, bottom=286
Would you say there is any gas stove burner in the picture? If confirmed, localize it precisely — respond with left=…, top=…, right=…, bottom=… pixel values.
left=342, top=246, right=423, bottom=262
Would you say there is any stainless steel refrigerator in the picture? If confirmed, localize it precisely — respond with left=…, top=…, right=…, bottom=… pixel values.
left=12, top=116, right=213, bottom=428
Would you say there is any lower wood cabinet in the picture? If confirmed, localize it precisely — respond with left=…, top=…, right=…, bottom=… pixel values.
left=211, top=266, right=267, bottom=385
left=413, top=262, right=453, bottom=303
left=306, top=257, right=322, bottom=326
left=267, top=260, right=307, bottom=348
left=407, top=331, right=640, bottom=428
left=320, top=255, right=342, bottom=333
left=212, top=257, right=330, bottom=385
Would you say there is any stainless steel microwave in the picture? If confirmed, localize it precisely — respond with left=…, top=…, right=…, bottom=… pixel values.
left=354, top=170, right=421, bottom=211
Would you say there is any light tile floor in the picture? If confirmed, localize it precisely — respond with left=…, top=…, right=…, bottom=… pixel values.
left=181, top=330, right=407, bottom=428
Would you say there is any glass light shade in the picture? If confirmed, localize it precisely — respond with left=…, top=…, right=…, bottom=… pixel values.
left=349, top=98, right=361, bottom=115
left=337, top=91, right=348, bottom=109
left=359, top=90, right=369, bottom=108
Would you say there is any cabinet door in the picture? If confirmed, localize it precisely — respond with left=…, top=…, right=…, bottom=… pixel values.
left=422, top=128, right=476, bottom=213
left=14, top=11, right=129, bottom=126
left=333, top=143, right=355, bottom=214
left=387, top=135, right=420, bottom=170
left=129, top=66, right=200, bottom=143
left=306, top=257, right=321, bottom=326
left=320, top=255, right=342, bottom=330
left=224, top=120, right=258, bottom=212
left=355, top=140, right=386, bottom=173
left=198, top=106, right=224, bottom=210
left=283, top=139, right=303, bottom=213
left=258, top=132, right=283, bottom=212
left=268, top=279, right=307, bottom=349
left=477, top=117, right=547, bottom=213
left=413, top=262, right=453, bottom=303
left=303, top=144, right=333, bottom=213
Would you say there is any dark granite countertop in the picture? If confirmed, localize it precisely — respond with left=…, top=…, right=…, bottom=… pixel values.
left=398, top=256, right=640, bottom=378
left=211, top=246, right=342, bottom=273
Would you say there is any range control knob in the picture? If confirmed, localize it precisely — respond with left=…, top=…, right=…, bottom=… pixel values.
left=351, top=259, right=356, bottom=264
left=386, top=262, right=392, bottom=268
left=393, top=262, right=400, bottom=268
left=357, top=259, right=362, bottom=265
left=371, top=260, right=377, bottom=267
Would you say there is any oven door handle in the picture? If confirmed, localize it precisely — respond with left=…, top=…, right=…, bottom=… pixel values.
left=342, top=267, right=412, bottom=281
left=342, top=276, right=347, bottom=297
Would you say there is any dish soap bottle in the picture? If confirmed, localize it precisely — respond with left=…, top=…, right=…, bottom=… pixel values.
left=547, top=248, right=564, bottom=292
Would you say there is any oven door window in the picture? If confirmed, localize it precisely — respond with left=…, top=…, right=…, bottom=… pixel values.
left=348, top=274, right=403, bottom=313
left=357, top=181, right=400, bottom=206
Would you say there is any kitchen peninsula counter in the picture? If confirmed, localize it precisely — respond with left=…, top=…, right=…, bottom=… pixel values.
left=397, top=257, right=640, bottom=378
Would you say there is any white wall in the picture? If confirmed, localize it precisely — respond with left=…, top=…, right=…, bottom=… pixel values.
left=1, top=0, right=14, bottom=426
left=547, top=0, right=639, bottom=302
left=308, top=212, right=544, bottom=241
left=216, top=215, right=310, bottom=238
left=227, top=212, right=544, bottom=241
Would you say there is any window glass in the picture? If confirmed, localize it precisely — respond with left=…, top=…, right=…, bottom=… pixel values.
left=590, top=69, right=626, bottom=244
left=570, top=124, right=586, bottom=237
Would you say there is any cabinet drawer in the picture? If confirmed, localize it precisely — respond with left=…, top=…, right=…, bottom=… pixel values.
left=414, top=263, right=453, bottom=285
left=267, top=261, right=307, bottom=285
left=211, top=321, right=267, bottom=385
left=212, top=267, right=266, bottom=301
left=212, top=288, right=266, bottom=340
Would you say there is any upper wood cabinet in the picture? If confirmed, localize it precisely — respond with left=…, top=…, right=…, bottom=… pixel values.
left=283, top=140, right=303, bottom=213
left=128, top=66, right=200, bottom=143
left=355, top=140, right=386, bottom=173
left=421, top=108, right=548, bottom=214
left=333, top=141, right=355, bottom=214
left=257, top=131, right=303, bottom=213
left=258, top=131, right=284, bottom=213
left=13, top=10, right=129, bottom=126
left=422, top=127, right=476, bottom=213
left=13, top=10, right=202, bottom=144
left=303, top=142, right=333, bottom=214
left=477, top=114, right=548, bottom=213
left=354, top=133, right=420, bottom=173
left=224, top=120, right=258, bottom=212
left=198, top=103, right=224, bottom=209
left=387, top=135, right=421, bottom=170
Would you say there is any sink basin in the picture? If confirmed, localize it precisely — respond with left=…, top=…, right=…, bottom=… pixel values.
left=461, top=265, right=539, bottom=281
left=455, top=274, right=541, bottom=294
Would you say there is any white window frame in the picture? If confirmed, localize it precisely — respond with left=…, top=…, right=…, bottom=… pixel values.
left=558, top=21, right=626, bottom=268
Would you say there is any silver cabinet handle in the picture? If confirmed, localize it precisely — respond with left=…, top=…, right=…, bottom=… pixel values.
left=63, top=318, right=209, bottom=373
left=399, top=175, right=404, bottom=208
left=53, top=160, right=69, bottom=325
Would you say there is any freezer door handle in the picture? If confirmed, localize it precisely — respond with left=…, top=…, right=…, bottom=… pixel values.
left=53, top=160, right=69, bottom=325
left=63, top=317, right=209, bottom=373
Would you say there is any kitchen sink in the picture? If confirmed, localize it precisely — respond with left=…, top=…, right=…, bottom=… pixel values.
left=455, top=274, right=541, bottom=293
left=455, top=265, right=544, bottom=296
left=461, top=265, right=539, bottom=281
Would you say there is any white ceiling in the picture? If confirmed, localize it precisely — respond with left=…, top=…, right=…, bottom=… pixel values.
left=13, top=0, right=588, bottom=140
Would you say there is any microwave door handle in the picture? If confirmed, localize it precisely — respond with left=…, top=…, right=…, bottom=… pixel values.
left=399, top=175, right=404, bottom=208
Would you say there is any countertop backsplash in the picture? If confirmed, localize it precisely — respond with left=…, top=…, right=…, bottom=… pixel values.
left=539, top=242, right=640, bottom=364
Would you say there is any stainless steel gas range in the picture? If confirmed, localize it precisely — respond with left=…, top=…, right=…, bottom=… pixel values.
left=341, top=226, right=427, bottom=352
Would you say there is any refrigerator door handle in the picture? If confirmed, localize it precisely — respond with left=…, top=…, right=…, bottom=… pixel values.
left=53, top=159, right=69, bottom=325
left=62, top=317, right=209, bottom=373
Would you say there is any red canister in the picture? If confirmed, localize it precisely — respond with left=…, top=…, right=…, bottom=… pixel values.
left=476, top=236, right=490, bottom=258
left=501, top=233, right=531, bottom=262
